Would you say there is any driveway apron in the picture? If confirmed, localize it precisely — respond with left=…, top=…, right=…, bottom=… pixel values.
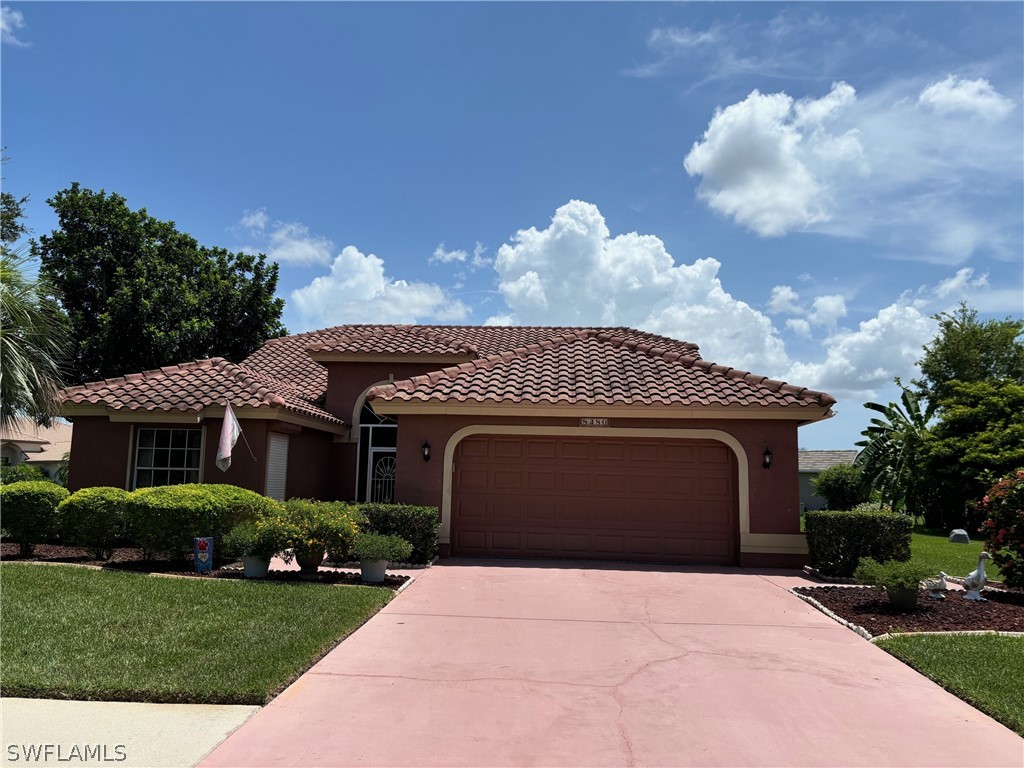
left=201, top=561, right=1024, bottom=767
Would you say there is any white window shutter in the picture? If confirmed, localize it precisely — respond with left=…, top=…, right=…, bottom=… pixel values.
left=265, top=433, right=289, bottom=500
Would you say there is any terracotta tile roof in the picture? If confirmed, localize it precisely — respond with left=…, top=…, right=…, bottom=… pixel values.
left=60, top=325, right=833, bottom=424
left=61, top=358, right=343, bottom=425
left=799, top=450, right=859, bottom=472
left=368, top=330, right=836, bottom=409
left=1, top=418, right=74, bottom=463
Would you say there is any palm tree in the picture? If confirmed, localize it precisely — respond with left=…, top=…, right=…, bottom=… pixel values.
left=0, top=249, right=69, bottom=428
left=855, top=386, right=933, bottom=517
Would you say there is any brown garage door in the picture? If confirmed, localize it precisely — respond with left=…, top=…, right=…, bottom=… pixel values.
left=451, top=435, right=737, bottom=565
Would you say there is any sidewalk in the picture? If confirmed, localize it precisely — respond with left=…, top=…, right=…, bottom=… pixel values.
left=1, top=698, right=259, bottom=768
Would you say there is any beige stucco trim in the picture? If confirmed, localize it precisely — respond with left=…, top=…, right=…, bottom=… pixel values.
left=441, top=425, right=752, bottom=549
left=308, top=352, right=475, bottom=365
left=107, top=410, right=203, bottom=424
left=376, top=400, right=833, bottom=423
left=344, top=380, right=395, bottom=444
left=740, top=533, right=808, bottom=554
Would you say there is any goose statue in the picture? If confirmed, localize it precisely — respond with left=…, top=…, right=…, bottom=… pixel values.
left=962, top=552, right=992, bottom=601
left=922, top=572, right=948, bottom=600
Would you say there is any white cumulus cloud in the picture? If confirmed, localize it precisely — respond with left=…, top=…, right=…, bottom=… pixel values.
left=491, top=200, right=788, bottom=373
left=429, top=243, right=467, bottom=264
left=683, top=83, right=863, bottom=237
left=1, top=7, right=28, bottom=46
left=919, top=75, right=1015, bottom=121
left=291, top=245, right=469, bottom=326
left=768, top=285, right=802, bottom=314
left=809, top=295, right=847, bottom=327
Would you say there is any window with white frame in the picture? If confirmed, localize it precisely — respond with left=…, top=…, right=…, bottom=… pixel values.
left=133, top=428, right=202, bottom=488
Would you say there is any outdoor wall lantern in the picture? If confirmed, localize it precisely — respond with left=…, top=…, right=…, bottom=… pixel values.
left=422, top=441, right=431, bottom=462
left=762, top=448, right=773, bottom=469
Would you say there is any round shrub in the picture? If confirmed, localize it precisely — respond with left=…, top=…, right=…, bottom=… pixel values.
left=854, top=557, right=935, bottom=591
left=811, top=464, right=867, bottom=511
left=58, top=486, right=130, bottom=559
left=977, top=468, right=1024, bottom=588
left=0, top=480, right=70, bottom=555
left=351, top=532, right=413, bottom=563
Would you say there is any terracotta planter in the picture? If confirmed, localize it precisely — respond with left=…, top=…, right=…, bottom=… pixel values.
left=885, top=586, right=919, bottom=611
left=296, top=549, right=325, bottom=574
left=242, top=555, right=271, bottom=579
left=360, top=559, right=389, bottom=583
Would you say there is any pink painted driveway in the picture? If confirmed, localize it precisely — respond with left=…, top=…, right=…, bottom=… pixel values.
left=201, top=561, right=1024, bottom=767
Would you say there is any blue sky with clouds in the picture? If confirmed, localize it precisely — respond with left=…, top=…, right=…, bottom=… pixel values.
left=3, top=2, right=1021, bottom=449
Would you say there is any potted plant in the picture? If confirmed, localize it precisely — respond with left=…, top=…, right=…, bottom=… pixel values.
left=351, top=532, right=413, bottom=583
left=224, top=514, right=293, bottom=578
left=284, top=499, right=360, bottom=575
left=854, top=557, right=935, bottom=610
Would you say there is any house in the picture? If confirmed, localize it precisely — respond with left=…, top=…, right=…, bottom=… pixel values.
left=60, top=325, right=836, bottom=567
left=798, top=450, right=859, bottom=512
left=0, top=418, right=74, bottom=479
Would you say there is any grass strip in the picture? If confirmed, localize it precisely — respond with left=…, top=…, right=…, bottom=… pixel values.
left=911, top=527, right=1004, bottom=582
left=875, top=633, right=1024, bottom=737
left=0, top=563, right=391, bottom=704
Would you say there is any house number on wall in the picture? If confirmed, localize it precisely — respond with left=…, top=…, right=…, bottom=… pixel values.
left=579, top=417, right=610, bottom=427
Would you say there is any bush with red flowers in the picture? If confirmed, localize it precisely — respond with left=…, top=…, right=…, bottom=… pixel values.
left=977, top=468, right=1024, bottom=588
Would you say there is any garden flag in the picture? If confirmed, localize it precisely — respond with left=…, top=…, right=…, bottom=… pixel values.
left=216, top=402, right=241, bottom=471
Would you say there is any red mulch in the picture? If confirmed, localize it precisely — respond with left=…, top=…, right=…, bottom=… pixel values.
left=795, top=585, right=1024, bottom=636
left=0, top=542, right=409, bottom=589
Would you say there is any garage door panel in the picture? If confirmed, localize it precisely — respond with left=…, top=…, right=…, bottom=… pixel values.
left=453, top=436, right=737, bottom=565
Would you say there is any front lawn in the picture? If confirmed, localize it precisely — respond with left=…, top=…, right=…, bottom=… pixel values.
left=875, top=633, right=1024, bottom=737
left=911, top=527, right=1004, bottom=582
left=0, top=563, right=391, bottom=704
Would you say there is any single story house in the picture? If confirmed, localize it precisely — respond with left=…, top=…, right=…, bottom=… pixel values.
left=798, top=450, right=859, bottom=512
left=0, top=418, right=74, bottom=479
left=60, top=325, right=836, bottom=567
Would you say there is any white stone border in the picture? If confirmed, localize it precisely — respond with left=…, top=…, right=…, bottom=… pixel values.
left=790, top=586, right=876, bottom=640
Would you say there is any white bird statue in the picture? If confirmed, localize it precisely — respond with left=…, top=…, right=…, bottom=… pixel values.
left=962, top=552, right=992, bottom=601
left=922, top=572, right=948, bottom=600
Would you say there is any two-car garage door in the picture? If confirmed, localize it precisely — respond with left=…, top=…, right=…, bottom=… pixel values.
left=451, top=435, right=738, bottom=565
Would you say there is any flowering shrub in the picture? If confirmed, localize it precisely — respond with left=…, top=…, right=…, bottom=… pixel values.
left=977, top=468, right=1024, bottom=588
left=223, top=508, right=294, bottom=561
left=282, top=499, right=360, bottom=562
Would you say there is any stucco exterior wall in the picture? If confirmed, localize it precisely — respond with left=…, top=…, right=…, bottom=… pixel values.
left=388, top=413, right=803, bottom=534
left=324, top=361, right=462, bottom=425
left=66, top=414, right=345, bottom=499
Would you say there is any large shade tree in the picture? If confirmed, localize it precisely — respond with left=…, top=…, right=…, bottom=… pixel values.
left=35, top=183, right=287, bottom=385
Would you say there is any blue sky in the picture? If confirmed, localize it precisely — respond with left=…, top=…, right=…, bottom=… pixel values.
left=3, top=2, right=1022, bottom=449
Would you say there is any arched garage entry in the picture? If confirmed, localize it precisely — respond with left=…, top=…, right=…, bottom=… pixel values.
left=444, top=427, right=746, bottom=566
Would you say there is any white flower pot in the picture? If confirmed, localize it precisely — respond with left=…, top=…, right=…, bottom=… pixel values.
left=242, top=555, right=271, bottom=579
left=360, top=559, right=389, bottom=583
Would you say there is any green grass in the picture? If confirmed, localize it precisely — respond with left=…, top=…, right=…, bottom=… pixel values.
left=0, top=563, right=392, bottom=704
left=910, top=527, right=1004, bottom=582
left=875, top=634, right=1024, bottom=737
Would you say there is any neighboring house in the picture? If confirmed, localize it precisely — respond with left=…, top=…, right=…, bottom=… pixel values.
left=60, top=325, right=836, bottom=567
left=0, top=418, right=74, bottom=478
left=798, top=450, right=859, bottom=512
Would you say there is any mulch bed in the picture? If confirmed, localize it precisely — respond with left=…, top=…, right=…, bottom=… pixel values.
left=0, top=543, right=409, bottom=589
left=795, top=585, right=1024, bottom=636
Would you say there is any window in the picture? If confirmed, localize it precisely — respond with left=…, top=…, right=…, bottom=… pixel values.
left=356, top=402, right=397, bottom=502
left=133, top=428, right=202, bottom=489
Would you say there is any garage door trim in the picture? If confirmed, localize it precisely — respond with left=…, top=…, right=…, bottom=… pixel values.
left=441, top=426, right=757, bottom=548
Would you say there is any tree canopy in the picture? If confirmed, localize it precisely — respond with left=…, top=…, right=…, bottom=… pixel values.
left=35, top=184, right=286, bottom=385
left=914, top=302, right=1024, bottom=406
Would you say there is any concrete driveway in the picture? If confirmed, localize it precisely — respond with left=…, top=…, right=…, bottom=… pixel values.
left=201, top=561, right=1023, bottom=767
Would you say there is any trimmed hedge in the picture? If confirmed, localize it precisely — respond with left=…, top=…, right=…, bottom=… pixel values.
left=805, top=509, right=912, bottom=577
left=0, top=481, right=70, bottom=555
left=358, top=503, right=440, bottom=563
left=58, top=487, right=130, bottom=559
left=127, top=484, right=272, bottom=563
